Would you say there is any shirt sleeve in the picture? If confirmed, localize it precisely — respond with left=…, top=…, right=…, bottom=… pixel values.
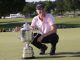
left=31, top=17, right=37, bottom=27
left=48, top=14, right=55, bottom=26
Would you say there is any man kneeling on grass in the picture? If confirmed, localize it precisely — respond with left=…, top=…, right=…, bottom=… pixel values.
left=31, top=3, right=59, bottom=55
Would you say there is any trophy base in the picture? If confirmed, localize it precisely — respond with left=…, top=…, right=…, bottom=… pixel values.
left=22, top=56, right=35, bottom=59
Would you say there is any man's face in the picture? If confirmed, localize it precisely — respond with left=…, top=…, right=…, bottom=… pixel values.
left=36, top=9, right=45, bottom=15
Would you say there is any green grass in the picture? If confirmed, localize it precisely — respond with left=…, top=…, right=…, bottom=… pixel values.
left=0, top=28, right=80, bottom=60
left=55, top=17, right=80, bottom=24
left=0, top=18, right=32, bottom=24
left=0, top=17, right=80, bottom=24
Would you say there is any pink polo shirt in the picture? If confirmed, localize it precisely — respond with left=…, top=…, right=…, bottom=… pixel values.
left=31, top=14, right=55, bottom=34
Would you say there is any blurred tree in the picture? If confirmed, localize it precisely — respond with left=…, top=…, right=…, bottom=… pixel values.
left=56, top=0, right=64, bottom=15
left=64, top=0, right=80, bottom=17
left=63, top=0, right=72, bottom=11
left=0, top=0, right=26, bottom=18
left=22, top=2, right=36, bottom=17
left=44, top=1, right=54, bottom=13
left=77, top=0, right=80, bottom=10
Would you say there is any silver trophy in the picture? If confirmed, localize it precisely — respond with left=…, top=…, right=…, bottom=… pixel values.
left=19, top=22, right=35, bottom=59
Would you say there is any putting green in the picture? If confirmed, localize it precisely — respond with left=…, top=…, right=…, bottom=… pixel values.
left=0, top=28, right=80, bottom=60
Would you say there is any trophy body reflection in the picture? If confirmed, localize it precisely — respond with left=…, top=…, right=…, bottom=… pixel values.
left=19, top=22, right=34, bottom=59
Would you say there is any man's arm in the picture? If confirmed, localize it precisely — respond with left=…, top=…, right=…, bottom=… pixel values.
left=37, top=24, right=57, bottom=42
left=42, top=24, right=57, bottom=37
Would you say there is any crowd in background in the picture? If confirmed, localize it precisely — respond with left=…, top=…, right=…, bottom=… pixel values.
left=0, top=26, right=21, bottom=32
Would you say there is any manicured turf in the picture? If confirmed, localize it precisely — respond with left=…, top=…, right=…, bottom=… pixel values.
left=0, top=17, right=80, bottom=24
left=0, top=28, right=80, bottom=60
left=55, top=17, right=80, bottom=24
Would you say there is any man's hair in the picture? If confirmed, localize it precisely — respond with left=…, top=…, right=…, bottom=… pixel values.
left=36, top=3, right=45, bottom=10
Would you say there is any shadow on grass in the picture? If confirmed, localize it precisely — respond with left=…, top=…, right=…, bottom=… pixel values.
left=35, top=52, right=80, bottom=59
left=56, top=52, right=80, bottom=57
left=21, top=56, right=66, bottom=60
left=22, top=52, right=80, bottom=60
left=35, top=55, right=66, bottom=59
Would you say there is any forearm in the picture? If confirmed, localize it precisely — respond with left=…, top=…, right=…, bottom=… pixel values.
left=42, top=29, right=56, bottom=38
left=42, top=24, right=57, bottom=38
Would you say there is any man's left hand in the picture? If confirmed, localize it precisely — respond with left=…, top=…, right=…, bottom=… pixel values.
left=37, top=36, right=43, bottom=42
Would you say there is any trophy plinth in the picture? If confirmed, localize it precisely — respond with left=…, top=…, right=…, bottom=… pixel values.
left=22, top=43, right=34, bottom=59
